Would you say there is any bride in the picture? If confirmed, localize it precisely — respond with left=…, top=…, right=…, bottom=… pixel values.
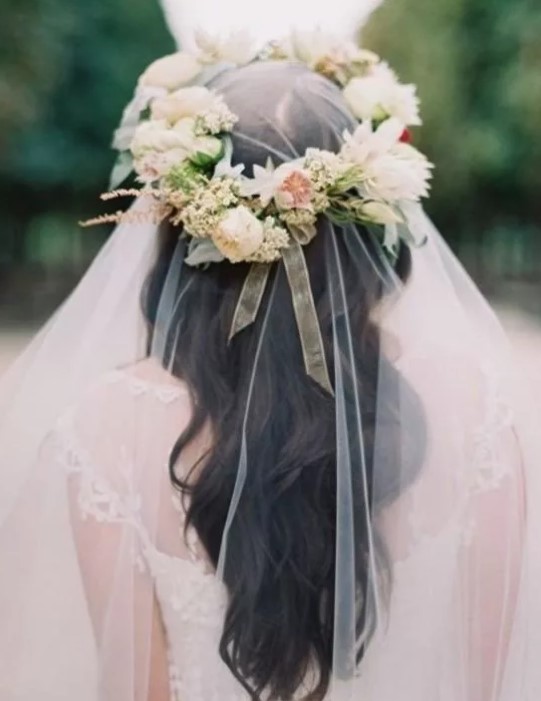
left=0, top=30, right=539, bottom=701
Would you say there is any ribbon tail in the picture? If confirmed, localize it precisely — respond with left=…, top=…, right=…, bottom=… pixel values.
left=229, top=264, right=271, bottom=342
left=282, top=243, right=334, bottom=395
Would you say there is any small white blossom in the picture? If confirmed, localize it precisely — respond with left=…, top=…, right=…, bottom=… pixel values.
left=139, top=52, right=201, bottom=91
left=250, top=218, right=290, bottom=263
left=304, top=148, right=348, bottom=189
left=194, top=102, right=238, bottom=136
left=180, top=178, right=239, bottom=238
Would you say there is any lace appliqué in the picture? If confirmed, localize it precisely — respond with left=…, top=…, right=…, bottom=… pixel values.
left=104, top=368, right=188, bottom=405
left=470, top=366, right=515, bottom=494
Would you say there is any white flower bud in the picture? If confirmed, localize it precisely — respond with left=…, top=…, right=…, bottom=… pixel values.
left=190, top=136, right=224, bottom=167
left=362, top=201, right=402, bottom=225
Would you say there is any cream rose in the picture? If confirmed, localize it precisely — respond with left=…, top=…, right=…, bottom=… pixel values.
left=213, top=206, right=265, bottom=262
left=151, top=86, right=217, bottom=124
left=139, top=52, right=201, bottom=91
left=130, top=119, right=191, bottom=157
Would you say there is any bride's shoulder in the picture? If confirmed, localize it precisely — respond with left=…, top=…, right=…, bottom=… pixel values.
left=51, top=358, right=192, bottom=453
left=99, top=357, right=190, bottom=406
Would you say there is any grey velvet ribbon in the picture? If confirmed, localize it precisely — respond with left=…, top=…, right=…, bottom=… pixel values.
left=229, top=243, right=333, bottom=395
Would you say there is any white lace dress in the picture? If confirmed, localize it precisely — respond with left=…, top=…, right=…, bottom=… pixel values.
left=40, top=356, right=523, bottom=701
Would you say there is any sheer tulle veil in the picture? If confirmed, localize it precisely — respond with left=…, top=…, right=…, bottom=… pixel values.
left=0, top=57, right=540, bottom=701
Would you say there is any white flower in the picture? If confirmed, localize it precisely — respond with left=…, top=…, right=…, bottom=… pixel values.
left=341, top=118, right=405, bottom=163
left=139, top=52, right=201, bottom=91
left=214, top=158, right=245, bottom=180
left=151, top=87, right=217, bottom=124
left=342, top=119, right=433, bottom=202
left=240, top=160, right=309, bottom=206
left=343, top=68, right=422, bottom=126
left=292, top=29, right=348, bottom=68
left=195, top=29, right=258, bottom=66
left=130, top=119, right=192, bottom=157
left=213, top=206, right=265, bottom=262
left=134, top=149, right=187, bottom=183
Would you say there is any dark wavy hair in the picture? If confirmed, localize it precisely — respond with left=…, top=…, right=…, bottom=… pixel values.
left=142, top=62, right=425, bottom=700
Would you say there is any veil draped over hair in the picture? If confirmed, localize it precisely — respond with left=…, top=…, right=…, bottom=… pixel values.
left=0, top=61, right=540, bottom=701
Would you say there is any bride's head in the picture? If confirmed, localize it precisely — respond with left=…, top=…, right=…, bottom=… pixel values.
left=143, top=60, right=423, bottom=700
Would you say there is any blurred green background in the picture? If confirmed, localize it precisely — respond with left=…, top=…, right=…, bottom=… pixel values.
left=0, top=0, right=540, bottom=365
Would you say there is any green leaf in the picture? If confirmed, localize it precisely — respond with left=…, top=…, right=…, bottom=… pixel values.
left=184, top=238, right=225, bottom=267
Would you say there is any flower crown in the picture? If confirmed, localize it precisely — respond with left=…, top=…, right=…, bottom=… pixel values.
left=86, top=30, right=434, bottom=393
left=86, top=29, right=433, bottom=266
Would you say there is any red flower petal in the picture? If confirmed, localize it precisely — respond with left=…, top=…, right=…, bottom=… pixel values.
left=400, top=128, right=412, bottom=144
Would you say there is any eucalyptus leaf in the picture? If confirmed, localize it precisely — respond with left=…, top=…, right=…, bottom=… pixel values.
left=383, top=222, right=400, bottom=255
left=109, top=152, right=134, bottom=190
left=112, top=85, right=166, bottom=152
left=185, top=239, right=226, bottom=267
left=398, top=202, right=429, bottom=248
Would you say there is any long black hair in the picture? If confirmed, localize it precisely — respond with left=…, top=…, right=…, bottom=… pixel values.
left=142, top=61, right=425, bottom=700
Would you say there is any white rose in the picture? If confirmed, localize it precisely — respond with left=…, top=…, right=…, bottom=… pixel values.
left=213, top=206, right=265, bottom=262
left=130, top=119, right=192, bottom=157
left=151, top=86, right=217, bottom=124
left=344, top=72, right=421, bottom=126
left=139, top=52, right=201, bottom=91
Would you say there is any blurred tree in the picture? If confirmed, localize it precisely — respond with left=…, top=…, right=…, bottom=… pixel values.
left=0, top=0, right=75, bottom=156
left=0, top=0, right=174, bottom=263
left=364, top=0, right=541, bottom=244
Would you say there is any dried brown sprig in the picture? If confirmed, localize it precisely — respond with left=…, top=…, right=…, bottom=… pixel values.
left=80, top=200, right=172, bottom=228
left=99, top=188, right=151, bottom=201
